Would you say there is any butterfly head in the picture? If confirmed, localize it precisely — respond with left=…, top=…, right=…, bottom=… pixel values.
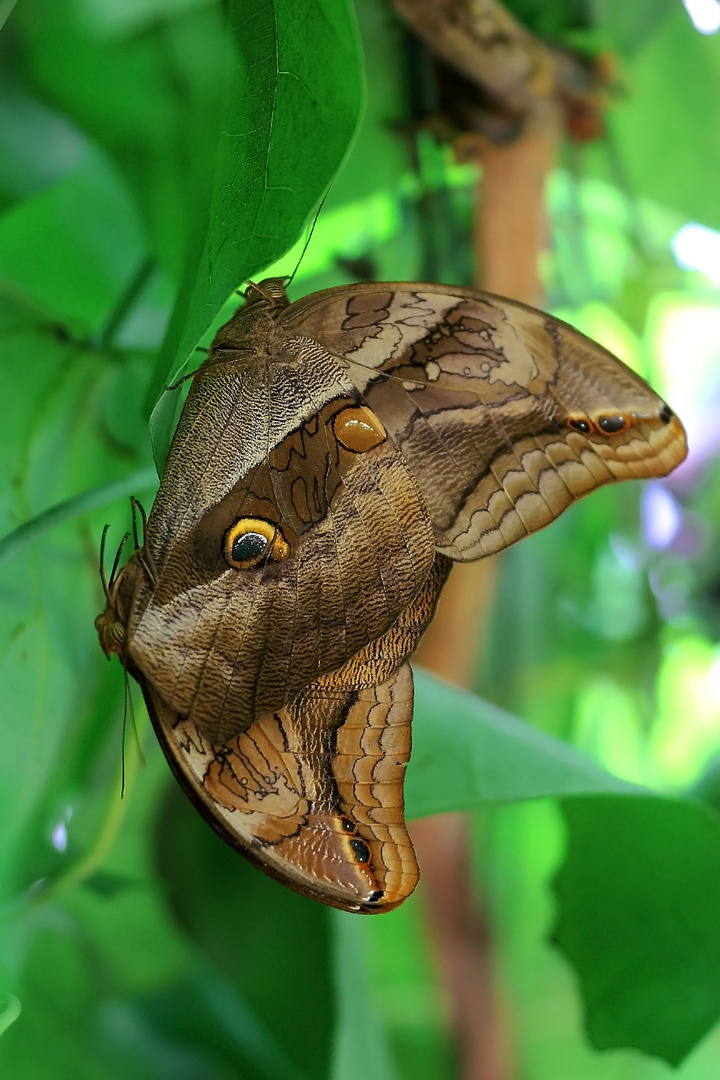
left=95, top=524, right=150, bottom=662
left=95, top=604, right=127, bottom=658
left=208, top=279, right=291, bottom=358
left=242, top=278, right=290, bottom=312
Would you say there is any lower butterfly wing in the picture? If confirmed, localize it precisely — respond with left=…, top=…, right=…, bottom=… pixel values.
left=138, top=553, right=451, bottom=911
left=281, top=283, right=687, bottom=560
left=142, top=663, right=418, bottom=913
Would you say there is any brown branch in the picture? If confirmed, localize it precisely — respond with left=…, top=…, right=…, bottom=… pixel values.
left=394, top=0, right=607, bottom=145
left=406, top=9, right=562, bottom=1073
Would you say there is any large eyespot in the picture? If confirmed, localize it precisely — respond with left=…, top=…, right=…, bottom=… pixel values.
left=224, top=518, right=290, bottom=569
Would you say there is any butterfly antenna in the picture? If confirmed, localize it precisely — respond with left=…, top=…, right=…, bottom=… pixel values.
left=109, top=532, right=130, bottom=590
left=99, top=524, right=111, bottom=603
left=164, top=346, right=208, bottom=391
left=121, top=673, right=129, bottom=798
left=120, top=673, right=146, bottom=798
left=127, top=674, right=146, bottom=769
left=130, top=497, right=160, bottom=586
left=101, top=527, right=129, bottom=603
left=130, top=497, right=148, bottom=550
left=286, top=193, right=329, bottom=289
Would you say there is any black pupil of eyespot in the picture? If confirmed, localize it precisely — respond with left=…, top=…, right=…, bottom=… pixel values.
left=570, top=419, right=591, bottom=433
left=350, top=838, right=370, bottom=863
left=231, top=531, right=269, bottom=563
left=598, top=415, right=626, bottom=433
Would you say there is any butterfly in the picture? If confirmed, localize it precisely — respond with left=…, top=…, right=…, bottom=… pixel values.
left=96, top=278, right=687, bottom=912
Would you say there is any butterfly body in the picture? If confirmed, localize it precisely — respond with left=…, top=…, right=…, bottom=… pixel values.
left=98, top=279, right=686, bottom=912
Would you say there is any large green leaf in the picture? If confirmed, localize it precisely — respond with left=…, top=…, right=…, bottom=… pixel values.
left=411, top=671, right=720, bottom=1065
left=148, top=0, right=365, bottom=466
left=408, top=670, right=638, bottom=813
left=605, top=11, right=720, bottom=231
left=331, top=913, right=398, bottom=1080
left=11, top=0, right=365, bottom=458
left=554, top=797, right=720, bottom=1066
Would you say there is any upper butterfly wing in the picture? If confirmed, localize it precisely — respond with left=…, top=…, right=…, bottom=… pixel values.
left=280, top=283, right=687, bottom=560
left=128, top=339, right=435, bottom=742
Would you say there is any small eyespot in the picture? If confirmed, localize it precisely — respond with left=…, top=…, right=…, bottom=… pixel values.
left=659, top=403, right=674, bottom=424
left=568, top=418, right=593, bottom=434
left=597, top=414, right=628, bottom=434
left=349, top=838, right=371, bottom=864
left=340, top=817, right=356, bottom=834
left=224, top=517, right=289, bottom=569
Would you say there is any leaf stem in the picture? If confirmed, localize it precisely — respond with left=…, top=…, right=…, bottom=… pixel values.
left=98, top=256, right=156, bottom=349
left=0, top=467, right=158, bottom=568
left=34, top=735, right=142, bottom=905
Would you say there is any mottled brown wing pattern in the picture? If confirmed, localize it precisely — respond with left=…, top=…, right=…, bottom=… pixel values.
left=282, top=284, right=687, bottom=559
left=147, top=669, right=416, bottom=913
left=126, top=350, right=435, bottom=743
left=139, top=555, right=451, bottom=912
left=96, top=278, right=687, bottom=913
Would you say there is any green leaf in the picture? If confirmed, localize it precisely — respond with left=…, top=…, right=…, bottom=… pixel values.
left=554, top=796, right=720, bottom=1066
left=0, top=468, right=157, bottom=568
left=0, top=147, right=145, bottom=333
left=411, top=671, right=720, bottom=1066
left=148, top=0, right=365, bottom=466
left=331, top=913, right=398, bottom=1080
left=606, top=11, right=720, bottom=231
left=13, top=0, right=228, bottom=283
left=407, top=669, right=638, bottom=816
left=0, top=76, right=84, bottom=211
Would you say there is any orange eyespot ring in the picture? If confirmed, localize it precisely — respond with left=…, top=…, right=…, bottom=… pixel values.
left=224, top=518, right=290, bottom=569
left=567, top=417, right=594, bottom=435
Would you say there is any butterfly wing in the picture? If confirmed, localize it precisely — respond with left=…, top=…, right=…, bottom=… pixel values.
left=128, top=345, right=435, bottom=743
left=281, top=283, right=687, bottom=560
left=144, top=666, right=418, bottom=912
left=139, top=555, right=452, bottom=912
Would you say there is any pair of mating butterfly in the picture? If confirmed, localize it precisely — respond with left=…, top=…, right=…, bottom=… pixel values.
left=97, top=277, right=686, bottom=913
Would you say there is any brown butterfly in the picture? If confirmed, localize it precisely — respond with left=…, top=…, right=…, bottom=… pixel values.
left=96, top=279, right=687, bottom=913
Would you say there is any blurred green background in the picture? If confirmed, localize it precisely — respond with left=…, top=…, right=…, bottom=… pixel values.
left=2, top=0, right=720, bottom=1077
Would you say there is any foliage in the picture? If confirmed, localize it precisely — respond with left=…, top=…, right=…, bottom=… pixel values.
left=1, top=0, right=720, bottom=1077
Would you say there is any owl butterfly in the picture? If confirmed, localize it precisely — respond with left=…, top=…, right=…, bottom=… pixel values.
left=96, top=279, right=686, bottom=913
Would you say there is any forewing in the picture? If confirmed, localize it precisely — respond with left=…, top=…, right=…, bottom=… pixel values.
left=129, top=341, right=434, bottom=742
left=281, top=283, right=687, bottom=560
